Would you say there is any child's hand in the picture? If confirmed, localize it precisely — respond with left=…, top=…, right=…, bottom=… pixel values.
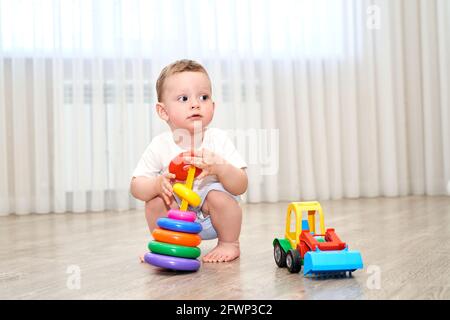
left=156, top=172, right=176, bottom=205
left=182, top=149, right=227, bottom=180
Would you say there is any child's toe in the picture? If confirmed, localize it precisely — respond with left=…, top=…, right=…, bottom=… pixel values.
left=211, top=253, right=220, bottom=262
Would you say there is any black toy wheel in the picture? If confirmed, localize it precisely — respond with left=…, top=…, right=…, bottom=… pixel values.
left=273, top=241, right=287, bottom=268
left=286, top=249, right=302, bottom=273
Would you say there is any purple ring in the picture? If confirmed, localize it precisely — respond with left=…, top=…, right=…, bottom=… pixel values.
left=144, top=252, right=201, bottom=271
left=167, top=209, right=197, bottom=222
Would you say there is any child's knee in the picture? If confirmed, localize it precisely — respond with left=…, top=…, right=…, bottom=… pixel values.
left=145, top=196, right=166, bottom=216
left=204, top=191, right=240, bottom=212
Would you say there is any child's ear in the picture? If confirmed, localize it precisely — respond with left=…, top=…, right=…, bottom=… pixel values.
left=156, top=102, right=169, bottom=121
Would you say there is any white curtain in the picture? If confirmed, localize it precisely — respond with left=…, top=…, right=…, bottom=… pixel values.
left=0, top=0, right=449, bottom=215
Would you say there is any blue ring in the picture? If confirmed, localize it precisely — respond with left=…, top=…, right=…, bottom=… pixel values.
left=157, top=217, right=203, bottom=234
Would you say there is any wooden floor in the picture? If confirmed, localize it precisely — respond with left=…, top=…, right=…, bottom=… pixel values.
left=1, top=196, right=450, bottom=300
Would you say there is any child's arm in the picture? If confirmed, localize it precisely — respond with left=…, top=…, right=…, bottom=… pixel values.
left=215, top=164, right=248, bottom=196
left=130, top=173, right=176, bottom=204
left=182, top=149, right=248, bottom=196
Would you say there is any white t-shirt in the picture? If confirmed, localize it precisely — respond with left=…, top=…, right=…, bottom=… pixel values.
left=132, top=127, right=247, bottom=192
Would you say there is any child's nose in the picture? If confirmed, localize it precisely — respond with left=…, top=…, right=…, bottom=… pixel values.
left=191, top=99, right=200, bottom=109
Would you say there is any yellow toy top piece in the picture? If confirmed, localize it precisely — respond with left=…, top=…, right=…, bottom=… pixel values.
left=284, top=201, right=326, bottom=250
left=173, top=166, right=201, bottom=211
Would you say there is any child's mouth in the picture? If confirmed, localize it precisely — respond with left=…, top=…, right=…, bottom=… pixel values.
left=188, top=114, right=203, bottom=120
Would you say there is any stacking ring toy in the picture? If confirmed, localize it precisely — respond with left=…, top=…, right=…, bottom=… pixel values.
left=148, top=241, right=201, bottom=259
left=145, top=152, right=203, bottom=272
left=157, top=217, right=202, bottom=234
left=144, top=252, right=201, bottom=271
left=173, top=183, right=201, bottom=207
left=169, top=152, right=202, bottom=181
left=152, top=228, right=201, bottom=247
left=167, top=209, right=197, bottom=222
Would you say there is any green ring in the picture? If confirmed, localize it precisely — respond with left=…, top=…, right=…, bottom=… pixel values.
left=148, top=241, right=201, bottom=259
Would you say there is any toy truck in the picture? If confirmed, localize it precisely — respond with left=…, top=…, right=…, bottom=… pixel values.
left=273, top=201, right=363, bottom=277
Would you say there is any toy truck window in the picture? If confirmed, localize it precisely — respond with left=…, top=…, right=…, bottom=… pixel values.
left=289, top=210, right=296, bottom=233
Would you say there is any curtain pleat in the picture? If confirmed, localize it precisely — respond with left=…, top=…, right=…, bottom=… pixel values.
left=391, top=0, right=409, bottom=196
left=420, top=0, right=445, bottom=195
left=32, top=57, right=50, bottom=213
left=339, top=0, right=360, bottom=198
left=90, top=58, right=107, bottom=211
left=403, top=0, right=426, bottom=195
left=437, top=0, right=450, bottom=193
left=130, top=57, right=147, bottom=211
left=259, top=0, right=279, bottom=202
left=324, top=59, right=344, bottom=200
left=12, top=58, right=31, bottom=214
left=373, top=0, right=399, bottom=197
left=356, top=0, right=379, bottom=197
left=0, top=48, right=9, bottom=214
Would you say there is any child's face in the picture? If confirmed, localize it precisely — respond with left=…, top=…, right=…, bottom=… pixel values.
left=159, top=71, right=215, bottom=133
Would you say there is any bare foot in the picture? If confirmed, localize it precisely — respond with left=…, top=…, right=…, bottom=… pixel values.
left=139, top=254, right=145, bottom=263
left=202, top=241, right=240, bottom=263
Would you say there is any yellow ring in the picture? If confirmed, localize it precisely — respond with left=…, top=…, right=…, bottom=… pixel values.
left=173, top=183, right=201, bottom=207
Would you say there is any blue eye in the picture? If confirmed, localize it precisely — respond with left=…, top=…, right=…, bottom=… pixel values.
left=178, top=96, right=188, bottom=102
left=200, top=95, right=209, bottom=101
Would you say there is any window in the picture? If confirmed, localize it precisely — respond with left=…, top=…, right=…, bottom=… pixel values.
left=0, top=0, right=346, bottom=58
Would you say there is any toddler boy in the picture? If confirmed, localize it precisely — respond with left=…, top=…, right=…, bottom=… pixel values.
left=130, top=59, right=247, bottom=262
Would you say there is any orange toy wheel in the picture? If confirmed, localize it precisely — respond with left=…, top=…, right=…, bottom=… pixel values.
left=152, top=228, right=201, bottom=247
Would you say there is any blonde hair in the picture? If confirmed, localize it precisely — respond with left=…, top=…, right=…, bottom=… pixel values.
left=156, top=59, right=211, bottom=102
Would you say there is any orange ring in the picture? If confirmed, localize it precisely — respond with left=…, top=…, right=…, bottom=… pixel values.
left=152, top=228, right=201, bottom=247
